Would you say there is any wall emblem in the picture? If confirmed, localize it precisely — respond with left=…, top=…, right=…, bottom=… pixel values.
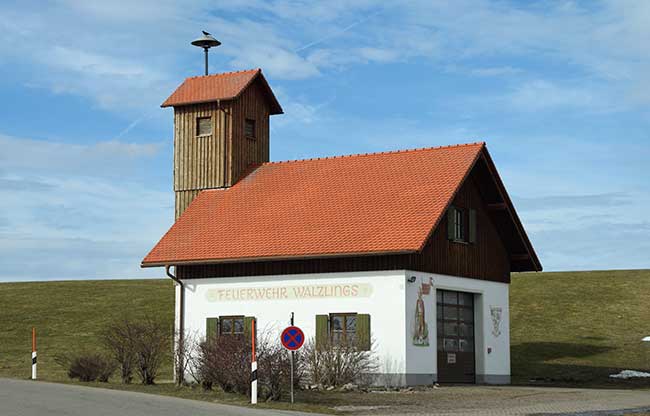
left=412, top=277, right=434, bottom=347
left=490, top=306, right=503, bottom=338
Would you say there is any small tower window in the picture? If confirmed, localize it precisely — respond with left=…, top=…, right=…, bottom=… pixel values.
left=196, top=116, right=212, bottom=136
left=245, top=118, right=256, bottom=139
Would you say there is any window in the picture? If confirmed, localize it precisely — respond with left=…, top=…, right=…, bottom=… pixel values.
left=329, top=313, right=357, bottom=345
left=454, top=207, right=465, bottom=241
left=197, top=116, right=212, bottom=136
left=219, top=316, right=244, bottom=335
left=245, top=118, right=256, bottom=139
left=447, top=206, right=476, bottom=243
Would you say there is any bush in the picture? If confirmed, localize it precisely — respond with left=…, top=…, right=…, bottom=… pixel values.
left=102, top=318, right=137, bottom=383
left=256, top=333, right=304, bottom=401
left=131, top=318, right=170, bottom=385
left=303, top=337, right=377, bottom=387
left=174, top=330, right=199, bottom=386
left=101, top=316, right=171, bottom=385
left=192, top=330, right=304, bottom=400
left=56, top=352, right=116, bottom=382
left=195, top=335, right=251, bottom=394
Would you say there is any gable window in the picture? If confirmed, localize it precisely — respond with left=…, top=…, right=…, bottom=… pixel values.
left=196, top=116, right=212, bottom=136
left=454, top=207, right=465, bottom=241
left=245, top=118, right=256, bottom=139
left=219, top=316, right=244, bottom=335
left=447, top=205, right=477, bottom=244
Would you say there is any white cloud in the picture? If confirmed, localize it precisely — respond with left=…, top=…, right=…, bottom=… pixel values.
left=3, top=1, right=650, bottom=113
left=468, top=66, right=523, bottom=77
left=0, top=134, right=172, bottom=281
left=506, top=80, right=605, bottom=112
left=0, top=134, right=163, bottom=176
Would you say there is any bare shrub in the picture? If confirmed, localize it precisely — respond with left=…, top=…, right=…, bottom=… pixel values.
left=380, top=354, right=404, bottom=388
left=55, top=352, right=116, bottom=382
left=100, top=316, right=171, bottom=385
left=101, top=318, right=137, bottom=383
left=303, top=337, right=378, bottom=387
left=195, top=335, right=251, bottom=394
left=256, top=332, right=304, bottom=401
left=131, top=318, right=170, bottom=385
left=174, top=330, right=200, bottom=386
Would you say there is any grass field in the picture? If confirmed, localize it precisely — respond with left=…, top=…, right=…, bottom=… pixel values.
left=510, top=269, right=650, bottom=387
left=1, top=269, right=649, bottom=390
left=0, top=279, right=174, bottom=381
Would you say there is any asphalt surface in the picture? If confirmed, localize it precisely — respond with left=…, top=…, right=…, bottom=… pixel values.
left=0, top=378, right=320, bottom=416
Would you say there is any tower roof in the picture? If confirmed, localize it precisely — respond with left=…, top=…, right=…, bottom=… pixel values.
left=161, top=68, right=283, bottom=114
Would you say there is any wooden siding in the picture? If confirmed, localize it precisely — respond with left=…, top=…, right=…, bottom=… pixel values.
left=412, top=175, right=510, bottom=282
left=176, top=166, right=512, bottom=283
left=228, top=78, right=271, bottom=186
left=172, top=77, right=272, bottom=219
left=175, top=190, right=201, bottom=220
left=173, top=102, right=229, bottom=192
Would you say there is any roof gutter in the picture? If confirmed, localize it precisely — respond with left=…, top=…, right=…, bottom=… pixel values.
left=142, top=249, right=418, bottom=268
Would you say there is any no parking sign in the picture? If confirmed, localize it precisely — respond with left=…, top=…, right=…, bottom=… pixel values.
left=281, top=326, right=305, bottom=351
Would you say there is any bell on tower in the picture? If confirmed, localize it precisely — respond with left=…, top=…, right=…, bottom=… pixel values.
left=162, top=33, right=283, bottom=219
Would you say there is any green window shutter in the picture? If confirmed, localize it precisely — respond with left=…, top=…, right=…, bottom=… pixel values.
left=206, top=317, right=219, bottom=341
left=469, top=208, right=477, bottom=244
left=315, top=315, right=329, bottom=349
left=447, top=205, right=456, bottom=240
left=356, top=314, right=371, bottom=351
left=244, top=316, right=256, bottom=342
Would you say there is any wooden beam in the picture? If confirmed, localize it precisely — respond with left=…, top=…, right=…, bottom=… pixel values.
left=487, top=202, right=508, bottom=211
left=511, top=253, right=530, bottom=261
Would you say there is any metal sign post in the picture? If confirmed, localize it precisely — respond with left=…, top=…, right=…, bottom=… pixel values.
left=290, top=313, right=294, bottom=404
left=281, top=313, right=304, bottom=404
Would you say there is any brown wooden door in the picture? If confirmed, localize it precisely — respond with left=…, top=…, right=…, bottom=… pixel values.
left=437, top=290, right=475, bottom=383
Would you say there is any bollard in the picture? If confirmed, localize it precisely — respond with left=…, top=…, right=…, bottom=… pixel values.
left=31, top=327, right=37, bottom=380
left=251, top=319, right=257, bottom=404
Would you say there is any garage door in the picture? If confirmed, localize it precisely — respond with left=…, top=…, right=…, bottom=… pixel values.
left=436, top=289, right=475, bottom=383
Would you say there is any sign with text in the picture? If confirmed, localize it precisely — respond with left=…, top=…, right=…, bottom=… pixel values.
left=206, top=283, right=373, bottom=302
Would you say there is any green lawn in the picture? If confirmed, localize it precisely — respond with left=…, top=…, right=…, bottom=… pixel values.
left=1, top=269, right=649, bottom=390
left=510, top=269, right=650, bottom=387
left=0, top=279, right=174, bottom=381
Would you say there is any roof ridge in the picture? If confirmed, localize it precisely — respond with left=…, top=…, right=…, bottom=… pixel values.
left=263, top=141, right=486, bottom=166
left=184, top=68, right=260, bottom=81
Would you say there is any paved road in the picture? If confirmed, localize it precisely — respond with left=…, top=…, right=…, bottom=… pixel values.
left=3, top=378, right=650, bottom=416
left=0, top=378, right=320, bottom=416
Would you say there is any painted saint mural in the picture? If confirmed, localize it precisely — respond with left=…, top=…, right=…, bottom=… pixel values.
left=412, top=277, right=434, bottom=346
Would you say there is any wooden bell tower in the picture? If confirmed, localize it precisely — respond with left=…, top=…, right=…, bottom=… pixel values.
left=161, top=69, right=283, bottom=219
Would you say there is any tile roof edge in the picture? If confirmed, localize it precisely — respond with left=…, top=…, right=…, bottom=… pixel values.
left=160, top=68, right=262, bottom=108
left=262, top=141, right=486, bottom=166
left=415, top=144, right=486, bottom=253
left=141, top=248, right=420, bottom=267
left=182, top=68, right=260, bottom=82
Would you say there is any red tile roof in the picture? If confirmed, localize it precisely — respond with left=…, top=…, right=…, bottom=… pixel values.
left=142, top=142, right=489, bottom=266
left=161, top=68, right=283, bottom=114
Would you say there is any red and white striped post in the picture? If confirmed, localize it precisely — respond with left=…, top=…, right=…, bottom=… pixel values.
left=251, top=319, right=257, bottom=404
left=31, top=327, right=37, bottom=380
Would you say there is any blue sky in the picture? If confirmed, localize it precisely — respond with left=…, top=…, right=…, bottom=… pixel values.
left=1, top=0, right=649, bottom=281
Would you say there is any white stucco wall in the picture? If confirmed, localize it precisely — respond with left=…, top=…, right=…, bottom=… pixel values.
left=177, top=269, right=510, bottom=385
left=179, top=270, right=407, bottom=375
left=405, top=271, right=510, bottom=384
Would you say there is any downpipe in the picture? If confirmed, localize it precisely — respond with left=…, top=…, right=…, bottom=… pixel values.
left=166, top=265, right=184, bottom=384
